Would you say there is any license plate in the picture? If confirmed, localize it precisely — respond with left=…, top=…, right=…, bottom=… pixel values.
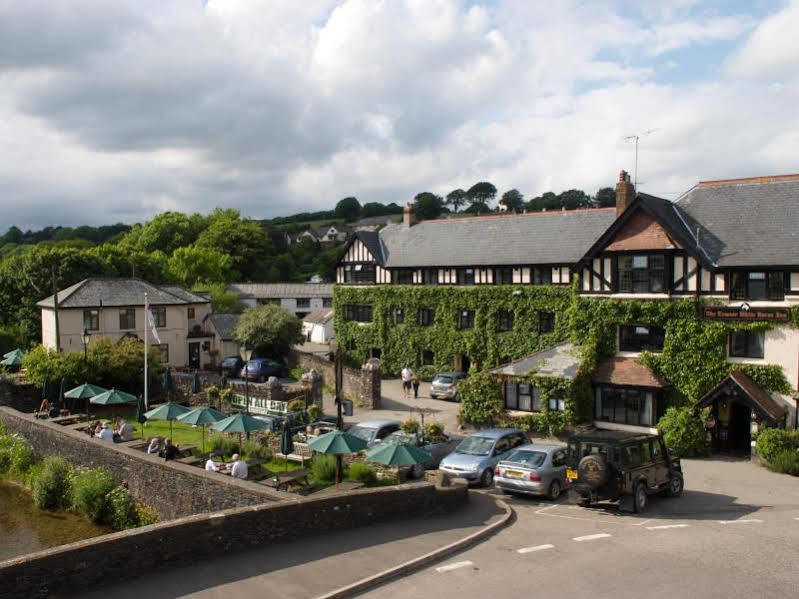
left=504, top=470, right=523, bottom=478
left=566, top=468, right=578, bottom=481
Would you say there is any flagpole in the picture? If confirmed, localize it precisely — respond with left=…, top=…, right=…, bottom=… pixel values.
left=144, top=292, right=149, bottom=411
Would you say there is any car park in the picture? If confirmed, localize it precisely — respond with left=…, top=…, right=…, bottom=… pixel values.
left=346, top=420, right=402, bottom=448
left=429, top=372, right=467, bottom=401
left=218, top=355, right=244, bottom=378
left=494, top=444, right=569, bottom=500
left=566, top=428, right=683, bottom=513
left=439, top=428, right=530, bottom=487
left=380, top=429, right=460, bottom=478
left=239, top=358, right=284, bottom=382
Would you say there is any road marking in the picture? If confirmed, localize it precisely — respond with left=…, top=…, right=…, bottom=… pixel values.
left=517, top=544, right=555, bottom=554
left=633, top=518, right=653, bottom=527
left=436, top=561, right=474, bottom=573
left=646, top=524, right=690, bottom=530
left=717, top=519, right=763, bottom=524
left=573, top=533, right=611, bottom=542
left=794, top=517, right=799, bottom=521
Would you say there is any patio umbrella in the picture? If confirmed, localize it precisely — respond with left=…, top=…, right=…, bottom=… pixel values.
left=177, top=406, right=227, bottom=453
left=280, top=423, right=294, bottom=471
left=2, top=349, right=18, bottom=358
left=308, top=430, right=368, bottom=487
left=2, top=348, right=24, bottom=361
left=54, top=377, right=66, bottom=411
left=134, top=395, right=147, bottom=438
left=64, top=383, right=108, bottom=421
left=0, top=350, right=24, bottom=367
left=42, top=378, right=51, bottom=401
left=90, top=388, right=138, bottom=420
left=211, top=412, right=269, bottom=454
left=191, top=371, right=202, bottom=394
left=366, top=441, right=432, bottom=467
left=143, top=401, right=191, bottom=441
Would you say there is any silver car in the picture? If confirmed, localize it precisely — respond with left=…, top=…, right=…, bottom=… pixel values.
left=494, top=444, right=569, bottom=500
left=429, top=372, right=467, bottom=401
left=439, top=429, right=530, bottom=487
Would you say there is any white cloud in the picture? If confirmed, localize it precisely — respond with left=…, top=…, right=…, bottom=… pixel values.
left=726, top=0, right=799, bottom=80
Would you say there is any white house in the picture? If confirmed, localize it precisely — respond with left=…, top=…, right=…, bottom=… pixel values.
left=302, top=308, right=334, bottom=344
left=228, top=283, right=333, bottom=319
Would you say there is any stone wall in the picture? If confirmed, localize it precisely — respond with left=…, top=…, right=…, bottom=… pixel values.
left=0, top=379, right=39, bottom=412
left=296, top=351, right=381, bottom=409
left=0, top=407, right=284, bottom=520
left=0, top=463, right=467, bottom=599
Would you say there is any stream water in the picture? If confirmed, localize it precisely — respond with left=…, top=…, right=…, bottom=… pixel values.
left=0, top=480, right=110, bottom=561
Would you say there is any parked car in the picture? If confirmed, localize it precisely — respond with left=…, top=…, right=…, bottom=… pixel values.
left=439, top=428, right=530, bottom=487
left=429, top=372, right=467, bottom=401
left=495, top=444, right=569, bottom=500
left=566, top=428, right=684, bottom=513
left=346, top=420, right=402, bottom=448
left=239, top=358, right=284, bottom=382
left=218, top=355, right=244, bottom=378
left=380, top=430, right=460, bottom=478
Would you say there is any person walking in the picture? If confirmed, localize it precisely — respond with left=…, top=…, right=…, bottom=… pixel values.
left=401, top=366, right=413, bottom=399
left=411, top=371, right=421, bottom=399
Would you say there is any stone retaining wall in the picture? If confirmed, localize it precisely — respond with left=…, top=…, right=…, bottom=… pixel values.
left=0, top=407, right=285, bottom=520
left=0, top=379, right=39, bottom=412
left=296, top=351, right=381, bottom=408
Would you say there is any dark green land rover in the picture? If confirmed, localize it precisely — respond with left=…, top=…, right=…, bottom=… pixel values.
left=566, top=429, right=683, bottom=513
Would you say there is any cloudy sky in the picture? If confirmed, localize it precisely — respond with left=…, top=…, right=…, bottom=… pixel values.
left=1, top=0, right=797, bottom=229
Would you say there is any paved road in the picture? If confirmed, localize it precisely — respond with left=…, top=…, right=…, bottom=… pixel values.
left=364, top=457, right=799, bottom=599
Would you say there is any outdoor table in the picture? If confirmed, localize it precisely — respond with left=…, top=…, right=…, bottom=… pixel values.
left=177, top=444, right=197, bottom=457
left=176, top=455, right=203, bottom=466
left=50, top=414, right=86, bottom=425
left=120, top=440, right=148, bottom=450
left=264, top=468, right=310, bottom=491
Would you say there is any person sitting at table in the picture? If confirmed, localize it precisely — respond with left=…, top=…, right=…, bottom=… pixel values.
left=205, top=452, right=221, bottom=472
left=113, top=417, right=134, bottom=442
left=48, top=403, right=61, bottom=419
left=146, top=437, right=161, bottom=454
left=230, top=453, right=248, bottom=479
left=36, top=399, right=50, bottom=418
left=160, top=438, right=179, bottom=461
left=95, top=422, right=114, bottom=442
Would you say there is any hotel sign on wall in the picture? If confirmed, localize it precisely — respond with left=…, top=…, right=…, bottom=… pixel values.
left=702, top=305, right=790, bottom=322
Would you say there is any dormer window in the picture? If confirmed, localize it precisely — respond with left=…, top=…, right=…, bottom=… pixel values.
left=617, top=254, right=665, bottom=293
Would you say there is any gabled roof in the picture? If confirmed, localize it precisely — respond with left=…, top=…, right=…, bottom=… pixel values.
left=204, top=313, right=240, bottom=341
left=489, top=343, right=581, bottom=379
left=377, top=208, right=617, bottom=267
left=593, top=358, right=670, bottom=389
left=302, top=308, right=333, bottom=325
left=37, top=279, right=208, bottom=309
left=228, top=283, right=333, bottom=299
left=675, top=175, right=799, bottom=267
left=696, top=370, right=785, bottom=425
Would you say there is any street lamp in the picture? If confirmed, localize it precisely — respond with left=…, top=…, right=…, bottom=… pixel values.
left=81, top=328, right=90, bottom=361
left=243, top=343, right=253, bottom=414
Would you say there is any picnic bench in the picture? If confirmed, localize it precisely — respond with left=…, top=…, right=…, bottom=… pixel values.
left=311, top=481, right=365, bottom=496
left=176, top=455, right=203, bottom=466
left=273, top=441, right=313, bottom=464
left=119, top=439, right=149, bottom=450
left=177, top=444, right=197, bottom=457
left=50, top=414, right=87, bottom=425
left=260, top=468, right=310, bottom=491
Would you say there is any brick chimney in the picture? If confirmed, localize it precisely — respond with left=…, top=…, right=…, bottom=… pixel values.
left=403, top=202, right=416, bottom=227
left=615, top=170, right=635, bottom=216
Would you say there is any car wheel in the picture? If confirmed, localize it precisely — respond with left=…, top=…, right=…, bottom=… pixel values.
left=548, top=479, right=562, bottom=501
left=409, top=463, right=424, bottom=479
left=633, top=482, right=648, bottom=513
left=480, top=468, right=494, bottom=488
left=666, top=473, right=684, bottom=497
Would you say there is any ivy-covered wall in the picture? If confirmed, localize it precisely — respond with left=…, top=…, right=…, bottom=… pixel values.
left=333, top=285, right=572, bottom=376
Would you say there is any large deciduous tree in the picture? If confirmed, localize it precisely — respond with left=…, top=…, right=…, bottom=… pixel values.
left=446, top=189, right=467, bottom=213
left=124, top=211, right=206, bottom=254
left=413, top=192, right=444, bottom=221
left=233, top=304, right=303, bottom=360
left=466, top=182, right=498, bottom=207
left=167, top=246, right=234, bottom=287
left=335, top=197, right=361, bottom=221
left=196, top=209, right=274, bottom=281
left=595, top=187, right=616, bottom=208
left=499, top=189, right=524, bottom=213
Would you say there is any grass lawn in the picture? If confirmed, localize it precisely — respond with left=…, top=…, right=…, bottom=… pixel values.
left=132, top=420, right=207, bottom=448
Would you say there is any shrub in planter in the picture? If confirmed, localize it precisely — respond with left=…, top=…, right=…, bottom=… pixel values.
left=348, top=462, right=377, bottom=485
left=756, top=428, right=799, bottom=464
left=657, top=407, right=709, bottom=457
left=767, top=450, right=799, bottom=476
left=32, top=456, right=72, bottom=510
left=307, top=404, right=323, bottom=422
left=311, top=454, right=337, bottom=482
left=458, top=371, right=503, bottom=426
left=134, top=503, right=159, bottom=527
left=209, top=433, right=239, bottom=456
left=401, top=418, right=420, bottom=434
left=105, top=486, right=135, bottom=530
left=243, top=439, right=271, bottom=460
left=71, top=468, right=115, bottom=523
left=423, top=422, right=447, bottom=444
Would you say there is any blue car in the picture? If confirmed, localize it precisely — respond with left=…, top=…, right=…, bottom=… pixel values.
left=239, top=358, right=284, bottom=382
left=439, top=428, right=531, bottom=487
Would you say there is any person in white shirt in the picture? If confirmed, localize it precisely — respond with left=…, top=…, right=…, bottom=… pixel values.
left=230, top=454, right=248, bottom=479
left=401, top=366, right=413, bottom=399
left=146, top=437, right=160, bottom=454
left=95, top=423, right=114, bottom=442
left=114, top=418, right=134, bottom=442
left=205, top=454, right=220, bottom=472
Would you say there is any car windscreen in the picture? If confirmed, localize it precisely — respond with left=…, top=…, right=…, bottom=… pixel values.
left=385, top=431, right=415, bottom=444
left=222, top=358, right=238, bottom=366
left=433, top=376, right=453, bottom=384
left=455, top=436, right=495, bottom=456
left=347, top=426, right=376, bottom=442
left=505, top=450, right=546, bottom=467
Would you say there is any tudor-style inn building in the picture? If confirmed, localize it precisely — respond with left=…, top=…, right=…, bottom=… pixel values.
left=334, top=171, right=799, bottom=453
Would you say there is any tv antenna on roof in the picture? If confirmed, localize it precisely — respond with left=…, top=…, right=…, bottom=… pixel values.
left=624, top=128, right=659, bottom=189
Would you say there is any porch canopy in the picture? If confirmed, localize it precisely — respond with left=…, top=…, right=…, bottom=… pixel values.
left=490, top=343, right=581, bottom=379
left=696, top=370, right=784, bottom=426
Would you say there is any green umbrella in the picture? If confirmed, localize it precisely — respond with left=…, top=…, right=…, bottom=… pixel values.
left=211, top=412, right=269, bottom=454
left=366, top=441, right=432, bottom=466
left=281, top=423, right=294, bottom=471
left=42, top=378, right=51, bottom=401
left=56, top=378, right=66, bottom=411
left=177, top=406, right=227, bottom=453
left=3, top=348, right=24, bottom=361
left=191, top=371, right=202, bottom=394
left=65, top=383, right=108, bottom=421
left=144, top=401, right=191, bottom=440
left=309, top=430, right=368, bottom=487
left=2, top=349, right=19, bottom=358
left=90, top=388, right=138, bottom=421
left=135, top=395, right=147, bottom=438
left=162, top=368, right=173, bottom=391
left=0, top=352, right=24, bottom=367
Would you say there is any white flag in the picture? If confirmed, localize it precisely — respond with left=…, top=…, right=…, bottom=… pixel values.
left=147, top=309, right=162, bottom=344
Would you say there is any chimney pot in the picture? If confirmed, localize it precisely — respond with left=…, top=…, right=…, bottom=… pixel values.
left=403, top=202, right=416, bottom=227
left=615, top=169, right=635, bottom=216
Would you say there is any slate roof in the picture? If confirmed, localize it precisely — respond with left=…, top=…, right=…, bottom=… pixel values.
left=354, top=231, right=385, bottom=265
left=675, top=175, right=799, bottom=267
left=204, top=313, right=240, bottom=341
left=37, top=279, right=208, bottom=309
left=302, top=308, right=334, bottom=325
left=592, top=358, right=669, bottom=389
left=228, top=283, right=333, bottom=299
left=489, top=343, right=582, bottom=379
left=378, top=208, right=617, bottom=267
